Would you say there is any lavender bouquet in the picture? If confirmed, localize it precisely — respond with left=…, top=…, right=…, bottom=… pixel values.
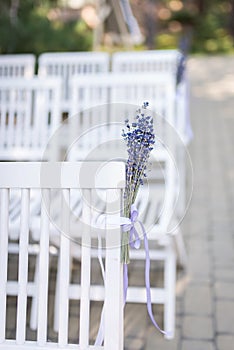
left=122, top=102, right=155, bottom=264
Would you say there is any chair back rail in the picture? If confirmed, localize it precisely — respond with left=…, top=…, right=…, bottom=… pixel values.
left=0, top=54, right=35, bottom=78
left=112, top=49, right=181, bottom=75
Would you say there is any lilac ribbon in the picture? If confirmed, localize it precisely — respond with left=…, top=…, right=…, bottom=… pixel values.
left=94, top=204, right=169, bottom=346
left=122, top=204, right=141, bottom=249
left=122, top=204, right=168, bottom=336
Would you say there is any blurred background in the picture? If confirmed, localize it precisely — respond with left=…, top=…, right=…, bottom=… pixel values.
left=1, top=0, right=234, bottom=56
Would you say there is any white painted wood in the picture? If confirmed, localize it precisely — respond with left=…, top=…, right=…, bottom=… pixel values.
left=68, top=72, right=183, bottom=339
left=105, top=189, right=123, bottom=350
left=0, top=54, right=35, bottom=78
left=111, top=49, right=184, bottom=134
left=79, top=189, right=91, bottom=348
left=0, top=161, right=125, bottom=189
left=0, top=161, right=125, bottom=349
left=112, top=49, right=180, bottom=74
left=164, top=244, right=176, bottom=339
left=38, top=52, right=110, bottom=114
left=58, top=189, right=70, bottom=347
left=0, top=189, right=9, bottom=343
left=0, top=342, right=103, bottom=349
left=69, top=72, right=176, bottom=163
left=0, top=77, right=61, bottom=161
left=16, top=189, right=30, bottom=344
left=111, top=49, right=191, bottom=217
left=37, top=189, right=50, bottom=345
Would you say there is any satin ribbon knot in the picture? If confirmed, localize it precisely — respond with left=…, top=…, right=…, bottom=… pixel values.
left=121, top=204, right=141, bottom=249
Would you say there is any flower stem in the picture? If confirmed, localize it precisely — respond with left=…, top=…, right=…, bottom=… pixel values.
left=121, top=230, right=130, bottom=264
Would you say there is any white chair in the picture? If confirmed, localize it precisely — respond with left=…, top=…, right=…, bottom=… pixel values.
left=38, top=51, right=110, bottom=115
left=60, top=74, right=186, bottom=338
left=112, top=50, right=192, bottom=217
left=48, top=150, right=181, bottom=339
left=0, top=77, right=63, bottom=333
left=68, top=71, right=185, bottom=217
left=69, top=72, right=177, bottom=159
left=0, top=161, right=125, bottom=349
left=0, top=54, right=35, bottom=78
left=127, top=152, right=181, bottom=339
left=112, top=49, right=190, bottom=143
left=68, top=71, right=186, bottom=241
left=0, top=77, right=61, bottom=161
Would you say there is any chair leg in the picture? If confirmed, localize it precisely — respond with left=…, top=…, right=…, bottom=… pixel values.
left=177, top=148, right=187, bottom=218
left=164, top=242, right=176, bottom=339
left=174, top=229, right=188, bottom=269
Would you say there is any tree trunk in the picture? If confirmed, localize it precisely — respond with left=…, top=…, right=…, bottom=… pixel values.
left=229, top=0, right=234, bottom=38
left=10, top=0, right=20, bottom=25
left=195, top=0, right=207, bottom=15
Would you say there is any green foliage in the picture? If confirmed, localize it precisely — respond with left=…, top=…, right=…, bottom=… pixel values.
left=0, top=0, right=93, bottom=55
left=155, top=33, right=178, bottom=50
left=191, top=7, right=234, bottom=53
left=154, top=0, right=234, bottom=54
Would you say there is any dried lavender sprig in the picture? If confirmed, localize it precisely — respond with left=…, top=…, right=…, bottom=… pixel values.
left=122, top=103, right=155, bottom=264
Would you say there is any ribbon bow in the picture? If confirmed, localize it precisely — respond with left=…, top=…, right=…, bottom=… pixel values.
left=121, top=204, right=141, bottom=249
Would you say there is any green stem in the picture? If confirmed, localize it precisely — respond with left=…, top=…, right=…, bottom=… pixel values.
left=121, top=204, right=130, bottom=264
left=121, top=230, right=130, bottom=264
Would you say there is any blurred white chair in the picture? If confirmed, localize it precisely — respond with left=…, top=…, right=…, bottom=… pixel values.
left=68, top=72, right=185, bottom=219
left=128, top=151, right=183, bottom=339
left=69, top=72, right=186, bottom=245
left=38, top=51, right=110, bottom=115
left=69, top=72, right=177, bottom=158
left=0, top=54, right=35, bottom=78
left=0, top=77, right=62, bottom=332
left=112, top=50, right=192, bottom=216
left=61, top=73, right=186, bottom=338
left=0, top=161, right=124, bottom=349
left=112, top=49, right=180, bottom=73
left=112, top=49, right=191, bottom=143
left=0, top=77, right=61, bottom=161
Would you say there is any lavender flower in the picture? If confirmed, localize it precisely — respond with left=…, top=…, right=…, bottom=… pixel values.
left=122, top=102, right=155, bottom=264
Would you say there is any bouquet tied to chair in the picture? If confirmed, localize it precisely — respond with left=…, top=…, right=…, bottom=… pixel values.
left=121, top=102, right=155, bottom=264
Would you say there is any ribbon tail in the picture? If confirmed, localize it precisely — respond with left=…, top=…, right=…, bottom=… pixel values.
left=129, top=226, right=141, bottom=249
left=139, top=222, right=168, bottom=336
left=123, top=263, right=128, bottom=305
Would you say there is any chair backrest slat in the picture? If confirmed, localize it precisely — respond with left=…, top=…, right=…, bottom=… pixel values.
left=79, top=189, right=91, bottom=348
left=58, top=189, right=71, bottom=346
left=105, top=189, right=123, bottom=349
left=37, top=189, right=50, bottom=345
left=0, top=189, right=9, bottom=343
left=16, top=189, right=30, bottom=345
